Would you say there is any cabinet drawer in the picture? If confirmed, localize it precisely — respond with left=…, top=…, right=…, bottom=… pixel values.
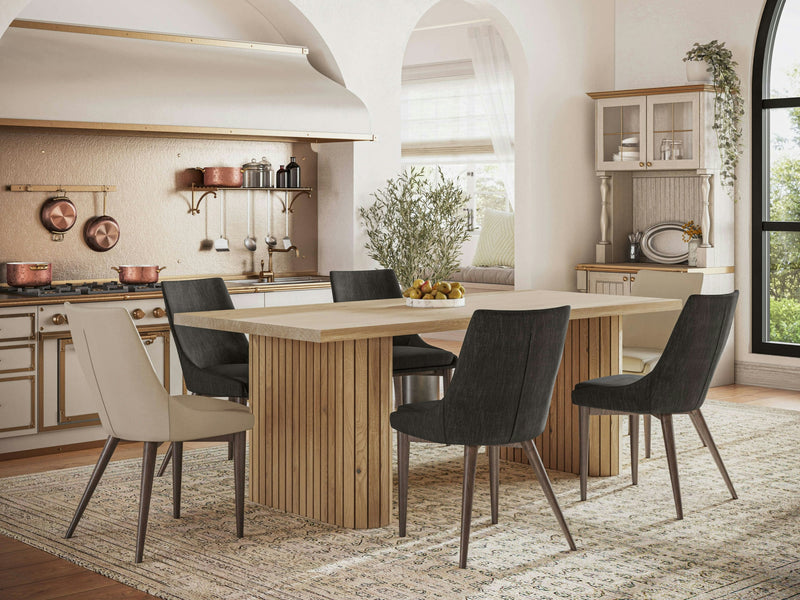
left=0, top=313, right=35, bottom=341
left=0, top=375, right=35, bottom=433
left=0, top=344, right=35, bottom=374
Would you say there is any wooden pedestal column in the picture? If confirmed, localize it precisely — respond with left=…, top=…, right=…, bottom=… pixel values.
left=249, top=335, right=393, bottom=529
left=499, top=316, right=621, bottom=477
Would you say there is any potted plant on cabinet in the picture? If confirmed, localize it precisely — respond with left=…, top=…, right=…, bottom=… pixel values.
left=360, top=167, right=471, bottom=288
left=683, top=40, right=745, bottom=190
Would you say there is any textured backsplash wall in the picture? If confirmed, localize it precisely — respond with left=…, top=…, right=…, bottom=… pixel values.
left=0, top=128, right=318, bottom=282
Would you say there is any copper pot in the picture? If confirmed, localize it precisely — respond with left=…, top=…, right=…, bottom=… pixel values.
left=197, top=167, right=243, bottom=188
left=7, top=262, right=52, bottom=287
left=111, top=265, right=166, bottom=284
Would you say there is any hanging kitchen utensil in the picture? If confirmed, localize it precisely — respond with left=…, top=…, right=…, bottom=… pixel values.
left=244, top=190, right=257, bottom=251
left=214, top=190, right=230, bottom=251
left=265, top=192, right=276, bottom=248
left=83, top=189, right=120, bottom=252
left=40, top=194, right=77, bottom=241
left=282, top=199, right=292, bottom=249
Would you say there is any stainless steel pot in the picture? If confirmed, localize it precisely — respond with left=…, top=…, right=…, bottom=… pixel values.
left=7, top=262, right=52, bottom=287
left=197, top=167, right=243, bottom=188
left=242, top=158, right=266, bottom=188
left=111, top=265, right=166, bottom=284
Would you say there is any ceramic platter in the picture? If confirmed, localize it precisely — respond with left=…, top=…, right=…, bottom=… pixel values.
left=405, top=297, right=465, bottom=308
left=640, top=221, right=688, bottom=264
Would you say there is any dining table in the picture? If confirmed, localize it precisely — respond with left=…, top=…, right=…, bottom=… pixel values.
left=175, top=289, right=681, bottom=529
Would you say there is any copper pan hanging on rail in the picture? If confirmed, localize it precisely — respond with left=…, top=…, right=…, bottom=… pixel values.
left=40, top=194, right=77, bottom=241
left=83, top=189, right=119, bottom=252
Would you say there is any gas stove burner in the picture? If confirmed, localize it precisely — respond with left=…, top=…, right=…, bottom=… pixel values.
left=3, top=280, right=163, bottom=297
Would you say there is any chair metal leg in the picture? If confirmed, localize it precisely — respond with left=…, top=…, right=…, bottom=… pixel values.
left=644, top=414, right=651, bottom=458
left=459, top=445, right=479, bottom=569
left=689, top=412, right=708, bottom=447
left=135, top=441, right=159, bottom=563
left=659, top=414, right=683, bottom=520
left=393, top=376, right=403, bottom=409
left=579, top=405, right=590, bottom=501
left=233, top=430, right=246, bottom=537
left=397, top=431, right=410, bottom=537
left=65, top=436, right=119, bottom=539
left=521, top=440, right=576, bottom=551
left=156, top=442, right=173, bottom=477
left=689, top=410, right=737, bottom=499
left=172, top=441, right=183, bottom=519
left=488, top=445, right=499, bottom=524
left=630, top=414, right=639, bottom=486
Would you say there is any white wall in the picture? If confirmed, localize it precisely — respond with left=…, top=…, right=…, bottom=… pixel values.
left=0, top=0, right=615, bottom=293
left=615, top=0, right=800, bottom=387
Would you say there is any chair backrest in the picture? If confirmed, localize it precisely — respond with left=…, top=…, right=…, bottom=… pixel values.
left=442, top=307, right=570, bottom=445
left=645, top=291, right=738, bottom=413
left=161, top=278, right=249, bottom=376
left=624, top=270, right=704, bottom=349
left=65, top=303, right=170, bottom=441
left=329, top=269, right=413, bottom=345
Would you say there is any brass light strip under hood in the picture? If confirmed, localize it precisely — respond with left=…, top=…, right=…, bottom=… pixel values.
left=0, top=20, right=374, bottom=143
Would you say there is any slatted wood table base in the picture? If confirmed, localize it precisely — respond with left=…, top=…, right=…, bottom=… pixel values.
left=499, top=316, right=621, bottom=477
left=249, top=335, right=393, bottom=529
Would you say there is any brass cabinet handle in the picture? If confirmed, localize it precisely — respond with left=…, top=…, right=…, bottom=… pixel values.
left=52, top=314, right=68, bottom=325
left=131, top=309, right=145, bottom=320
left=141, top=335, right=156, bottom=346
left=638, top=162, right=644, bottom=167
left=622, top=276, right=628, bottom=282
left=153, top=307, right=166, bottom=319
left=646, top=161, right=652, bottom=167
left=631, top=276, right=636, bottom=282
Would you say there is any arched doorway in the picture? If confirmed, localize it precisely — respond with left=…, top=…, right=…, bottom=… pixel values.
left=401, top=0, right=517, bottom=271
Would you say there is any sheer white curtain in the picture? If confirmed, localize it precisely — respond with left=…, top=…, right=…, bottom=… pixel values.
left=467, top=24, right=515, bottom=209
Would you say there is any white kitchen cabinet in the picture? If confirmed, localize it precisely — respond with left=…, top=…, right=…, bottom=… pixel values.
left=0, top=307, right=36, bottom=438
left=265, top=287, right=332, bottom=307
left=593, top=88, right=715, bottom=172
left=587, top=271, right=636, bottom=296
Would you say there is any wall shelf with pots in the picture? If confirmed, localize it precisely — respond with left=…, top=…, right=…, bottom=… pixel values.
left=187, top=184, right=312, bottom=216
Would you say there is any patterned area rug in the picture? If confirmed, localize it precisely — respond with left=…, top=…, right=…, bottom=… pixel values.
left=2, top=401, right=800, bottom=600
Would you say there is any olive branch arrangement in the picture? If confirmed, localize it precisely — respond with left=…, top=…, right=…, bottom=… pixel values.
left=360, top=167, right=471, bottom=288
left=683, top=40, right=744, bottom=191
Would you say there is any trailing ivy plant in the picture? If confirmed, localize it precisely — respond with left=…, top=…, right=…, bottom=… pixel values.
left=360, top=167, right=471, bottom=288
left=683, top=40, right=745, bottom=190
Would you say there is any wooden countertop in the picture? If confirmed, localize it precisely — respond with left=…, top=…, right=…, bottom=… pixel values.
left=575, top=263, right=735, bottom=274
left=175, top=289, right=682, bottom=343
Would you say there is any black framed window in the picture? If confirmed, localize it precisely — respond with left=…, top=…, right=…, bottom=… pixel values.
left=753, top=0, right=800, bottom=357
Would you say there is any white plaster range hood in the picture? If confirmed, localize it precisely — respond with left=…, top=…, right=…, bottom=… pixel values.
left=0, top=20, right=373, bottom=142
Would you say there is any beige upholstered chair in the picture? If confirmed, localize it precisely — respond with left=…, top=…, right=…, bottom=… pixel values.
left=623, top=271, right=704, bottom=459
left=63, top=303, right=254, bottom=563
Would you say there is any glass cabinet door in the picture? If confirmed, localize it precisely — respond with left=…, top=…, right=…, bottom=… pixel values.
left=596, top=97, right=647, bottom=171
left=646, top=92, right=700, bottom=169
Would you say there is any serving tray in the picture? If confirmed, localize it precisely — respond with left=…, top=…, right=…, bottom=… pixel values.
left=405, top=297, right=465, bottom=308
left=640, top=221, right=689, bottom=264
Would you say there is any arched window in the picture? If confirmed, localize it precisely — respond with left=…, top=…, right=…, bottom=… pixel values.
left=753, top=0, right=800, bottom=356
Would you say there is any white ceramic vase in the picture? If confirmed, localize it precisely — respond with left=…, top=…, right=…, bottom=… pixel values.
left=686, top=60, right=713, bottom=83
left=687, top=238, right=700, bottom=267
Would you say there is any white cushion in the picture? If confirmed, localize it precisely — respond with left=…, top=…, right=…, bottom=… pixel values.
left=472, top=209, right=515, bottom=267
left=622, top=347, right=661, bottom=374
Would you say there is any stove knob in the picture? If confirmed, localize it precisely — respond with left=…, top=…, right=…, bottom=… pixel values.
left=51, top=314, right=68, bottom=326
left=153, top=307, right=166, bottom=319
left=131, top=308, right=145, bottom=320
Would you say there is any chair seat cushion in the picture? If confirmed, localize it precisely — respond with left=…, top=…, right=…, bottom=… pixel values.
left=393, top=346, right=456, bottom=374
left=389, top=400, right=447, bottom=444
left=572, top=373, right=647, bottom=413
left=622, top=347, right=661, bottom=374
left=168, top=394, right=254, bottom=441
left=187, top=363, right=249, bottom=398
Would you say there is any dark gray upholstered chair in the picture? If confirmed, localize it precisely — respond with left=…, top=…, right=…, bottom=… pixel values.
left=390, top=307, right=576, bottom=568
left=572, top=291, right=738, bottom=520
left=329, top=269, right=457, bottom=406
left=157, top=278, right=250, bottom=476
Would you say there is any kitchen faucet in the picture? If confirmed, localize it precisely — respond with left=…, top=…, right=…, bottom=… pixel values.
left=259, top=246, right=299, bottom=282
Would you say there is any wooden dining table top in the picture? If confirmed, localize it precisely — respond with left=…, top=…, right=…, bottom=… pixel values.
left=174, top=289, right=682, bottom=343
